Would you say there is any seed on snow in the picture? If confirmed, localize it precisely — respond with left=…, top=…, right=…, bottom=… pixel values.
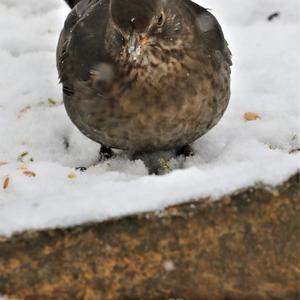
left=18, top=105, right=31, bottom=118
left=244, top=112, right=261, bottom=121
left=20, top=105, right=31, bottom=113
left=23, top=170, right=36, bottom=177
left=68, top=172, right=77, bottom=179
left=3, top=176, right=9, bottom=189
left=18, top=165, right=28, bottom=170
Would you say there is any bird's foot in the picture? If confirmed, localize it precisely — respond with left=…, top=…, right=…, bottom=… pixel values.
left=99, top=145, right=114, bottom=161
left=176, top=144, right=194, bottom=157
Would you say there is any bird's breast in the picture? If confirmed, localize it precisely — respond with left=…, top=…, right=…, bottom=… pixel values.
left=66, top=48, right=230, bottom=152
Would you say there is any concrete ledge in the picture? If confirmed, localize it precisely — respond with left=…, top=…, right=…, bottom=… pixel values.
left=0, top=173, right=299, bottom=299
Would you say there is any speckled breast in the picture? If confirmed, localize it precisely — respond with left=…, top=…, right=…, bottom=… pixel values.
left=65, top=51, right=230, bottom=153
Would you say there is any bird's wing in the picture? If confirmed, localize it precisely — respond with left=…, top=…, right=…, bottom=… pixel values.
left=56, top=7, right=79, bottom=83
left=182, top=0, right=232, bottom=65
left=57, top=0, right=111, bottom=85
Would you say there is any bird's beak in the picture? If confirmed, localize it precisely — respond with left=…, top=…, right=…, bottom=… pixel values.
left=128, top=34, right=150, bottom=58
left=128, top=34, right=140, bottom=53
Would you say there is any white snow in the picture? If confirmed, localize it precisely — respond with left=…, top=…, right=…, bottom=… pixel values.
left=0, top=0, right=299, bottom=237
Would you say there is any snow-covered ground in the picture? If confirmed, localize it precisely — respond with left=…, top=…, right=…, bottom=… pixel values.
left=0, top=0, right=299, bottom=237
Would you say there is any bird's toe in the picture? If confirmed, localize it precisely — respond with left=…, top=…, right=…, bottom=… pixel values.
left=176, top=144, right=194, bottom=157
left=99, top=145, right=114, bottom=161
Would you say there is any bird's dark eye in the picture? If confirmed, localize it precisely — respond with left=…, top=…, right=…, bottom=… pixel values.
left=157, top=12, right=165, bottom=26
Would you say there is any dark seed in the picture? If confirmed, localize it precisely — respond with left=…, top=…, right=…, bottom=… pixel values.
left=75, top=167, right=87, bottom=172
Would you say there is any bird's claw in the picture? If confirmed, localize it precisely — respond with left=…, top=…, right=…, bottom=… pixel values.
left=99, top=145, right=114, bottom=161
left=176, top=144, right=194, bottom=157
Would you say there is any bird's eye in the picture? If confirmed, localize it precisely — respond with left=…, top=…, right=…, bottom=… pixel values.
left=157, top=12, right=165, bottom=27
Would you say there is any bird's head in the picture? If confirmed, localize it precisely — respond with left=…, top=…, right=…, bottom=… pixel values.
left=109, top=0, right=186, bottom=65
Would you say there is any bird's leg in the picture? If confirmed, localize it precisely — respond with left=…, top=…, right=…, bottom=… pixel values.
left=176, top=144, right=194, bottom=157
left=99, top=144, right=114, bottom=161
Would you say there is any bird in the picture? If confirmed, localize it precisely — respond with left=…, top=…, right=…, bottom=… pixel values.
left=57, top=0, right=232, bottom=161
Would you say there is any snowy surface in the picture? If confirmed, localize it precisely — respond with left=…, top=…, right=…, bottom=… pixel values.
left=0, top=0, right=299, bottom=237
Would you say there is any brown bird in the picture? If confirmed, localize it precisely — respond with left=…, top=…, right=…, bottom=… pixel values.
left=57, top=0, right=231, bottom=160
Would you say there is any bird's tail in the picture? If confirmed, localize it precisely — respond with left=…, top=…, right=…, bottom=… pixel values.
left=64, top=0, right=81, bottom=8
